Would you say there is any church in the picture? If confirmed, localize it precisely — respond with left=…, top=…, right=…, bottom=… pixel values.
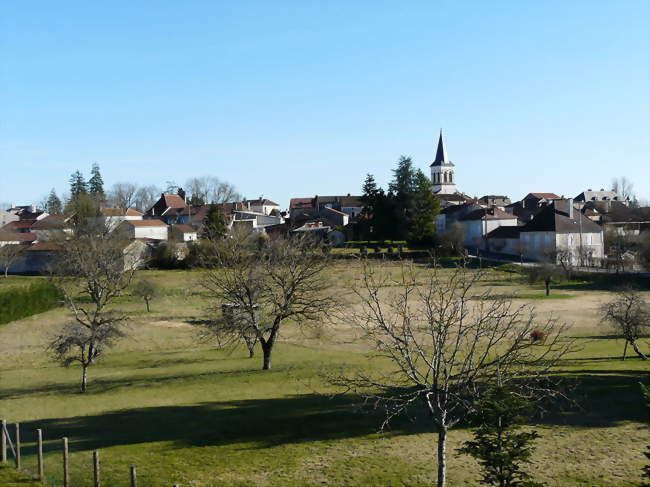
left=430, top=130, right=457, bottom=195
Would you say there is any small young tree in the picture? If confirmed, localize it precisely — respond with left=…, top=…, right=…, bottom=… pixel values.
left=440, top=222, right=466, bottom=256
left=0, top=244, right=25, bottom=278
left=526, top=261, right=562, bottom=296
left=332, top=261, right=571, bottom=487
left=459, top=385, right=544, bottom=487
left=201, top=232, right=336, bottom=369
left=601, top=289, right=649, bottom=360
left=48, top=234, right=137, bottom=392
left=133, top=279, right=158, bottom=312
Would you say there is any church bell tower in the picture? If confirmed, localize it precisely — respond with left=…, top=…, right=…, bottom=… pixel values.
left=430, top=130, right=457, bottom=194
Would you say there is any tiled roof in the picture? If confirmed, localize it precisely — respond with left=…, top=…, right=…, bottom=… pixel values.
left=521, top=200, right=602, bottom=233
left=0, top=231, right=37, bottom=242
left=460, top=208, right=518, bottom=221
left=31, top=215, right=69, bottom=229
left=101, top=208, right=144, bottom=217
left=245, top=199, right=280, bottom=206
left=162, top=194, right=187, bottom=209
left=526, top=192, right=561, bottom=200
left=2, top=220, right=35, bottom=231
left=172, top=224, right=196, bottom=233
left=126, top=219, right=168, bottom=227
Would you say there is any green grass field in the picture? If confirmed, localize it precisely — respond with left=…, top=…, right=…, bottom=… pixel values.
left=0, top=264, right=648, bottom=486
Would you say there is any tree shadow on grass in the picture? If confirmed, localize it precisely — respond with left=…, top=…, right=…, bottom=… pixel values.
left=10, top=369, right=648, bottom=457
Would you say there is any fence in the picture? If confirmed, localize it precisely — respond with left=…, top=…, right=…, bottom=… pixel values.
left=1, top=419, right=181, bottom=487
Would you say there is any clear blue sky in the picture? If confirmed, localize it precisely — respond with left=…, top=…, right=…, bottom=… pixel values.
left=1, top=1, right=649, bottom=209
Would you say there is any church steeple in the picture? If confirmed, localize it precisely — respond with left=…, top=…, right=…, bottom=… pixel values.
left=430, top=129, right=449, bottom=167
left=429, top=129, right=457, bottom=194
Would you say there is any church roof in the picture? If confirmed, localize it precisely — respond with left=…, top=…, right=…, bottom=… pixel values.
left=430, top=130, right=454, bottom=167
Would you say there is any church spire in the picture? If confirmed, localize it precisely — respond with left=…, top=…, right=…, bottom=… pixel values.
left=430, top=129, right=449, bottom=167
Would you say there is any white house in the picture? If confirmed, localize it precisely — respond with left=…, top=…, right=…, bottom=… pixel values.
left=244, top=199, right=281, bottom=216
left=520, top=200, right=604, bottom=265
left=458, top=207, right=519, bottom=249
left=100, top=208, right=144, bottom=231
left=116, top=219, right=169, bottom=241
left=0, top=209, right=18, bottom=227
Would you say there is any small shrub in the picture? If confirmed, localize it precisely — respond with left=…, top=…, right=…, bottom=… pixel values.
left=530, top=330, right=546, bottom=342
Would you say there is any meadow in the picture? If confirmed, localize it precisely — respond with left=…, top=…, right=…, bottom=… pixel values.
left=0, top=263, right=648, bottom=487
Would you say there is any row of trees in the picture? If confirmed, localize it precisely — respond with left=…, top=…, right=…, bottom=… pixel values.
left=41, top=165, right=241, bottom=215
left=359, top=156, right=440, bottom=243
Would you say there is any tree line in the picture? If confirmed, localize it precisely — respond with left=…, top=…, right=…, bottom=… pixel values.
left=359, top=156, right=440, bottom=244
left=41, top=164, right=241, bottom=216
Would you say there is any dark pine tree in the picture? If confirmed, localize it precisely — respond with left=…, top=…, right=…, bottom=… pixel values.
left=203, top=204, right=227, bottom=240
left=410, top=169, right=441, bottom=245
left=69, top=170, right=87, bottom=199
left=177, top=187, right=187, bottom=201
left=388, top=156, right=417, bottom=240
left=459, top=386, right=544, bottom=487
left=88, top=163, right=105, bottom=200
left=45, top=189, right=63, bottom=215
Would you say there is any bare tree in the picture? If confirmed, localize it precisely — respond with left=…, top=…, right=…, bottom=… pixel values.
left=526, top=260, right=563, bottom=296
left=601, top=289, right=649, bottom=360
left=108, top=182, right=138, bottom=209
left=201, top=232, right=335, bottom=369
left=612, top=177, right=636, bottom=202
left=0, top=244, right=25, bottom=278
left=48, top=234, right=137, bottom=392
left=134, top=185, right=161, bottom=212
left=186, top=176, right=241, bottom=205
left=331, top=261, right=572, bottom=487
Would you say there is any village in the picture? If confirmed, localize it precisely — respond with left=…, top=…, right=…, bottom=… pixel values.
left=0, top=132, right=648, bottom=275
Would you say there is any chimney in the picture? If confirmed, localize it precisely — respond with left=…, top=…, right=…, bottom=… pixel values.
left=568, top=198, right=574, bottom=219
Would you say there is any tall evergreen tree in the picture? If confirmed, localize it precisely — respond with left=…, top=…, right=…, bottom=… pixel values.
left=411, top=169, right=441, bottom=244
left=45, top=188, right=63, bottom=215
left=459, top=386, right=544, bottom=487
left=88, top=163, right=105, bottom=200
left=359, top=174, right=379, bottom=239
left=388, top=156, right=417, bottom=240
left=203, top=204, right=227, bottom=240
left=69, top=170, right=87, bottom=199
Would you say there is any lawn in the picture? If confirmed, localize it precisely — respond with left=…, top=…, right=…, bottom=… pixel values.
left=0, top=263, right=648, bottom=486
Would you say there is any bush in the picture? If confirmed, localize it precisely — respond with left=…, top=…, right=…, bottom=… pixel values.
left=0, top=281, right=63, bottom=325
left=530, top=330, right=546, bottom=342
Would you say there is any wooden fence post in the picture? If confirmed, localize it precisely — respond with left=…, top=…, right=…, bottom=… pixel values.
left=62, top=437, right=69, bottom=487
left=14, top=423, right=20, bottom=470
left=130, top=465, right=137, bottom=487
left=1, top=419, right=6, bottom=464
left=93, top=450, right=100, bottom=487
left=37, top=429, right=44, bottom=480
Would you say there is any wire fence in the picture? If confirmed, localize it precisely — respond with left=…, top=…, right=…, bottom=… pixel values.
left=1, top=419, right=181, bottom=487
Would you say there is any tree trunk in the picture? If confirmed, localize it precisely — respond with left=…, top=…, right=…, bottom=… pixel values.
left=262, top=343, right=272, bottom=370
left=437, top=426, right=447, bottom=487
left=80, top=365, right=88, bottom=393
left=545, top=279, right=550, bottom=296
left=623, top=340, right=628, bottom=360
left=630, top=340, right=648, bottom=360
left=248, top=347, right=255, bottom=359
left=145, top=298, right=150, bottom=312
left=4, top=267, right=8, bottom=278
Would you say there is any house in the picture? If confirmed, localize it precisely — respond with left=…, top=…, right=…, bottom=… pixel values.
left=0, top=209, right=18, bottom=227
left=100, top=208, right=144, bottom=231
left=435, top=202, right=481, bottom=234
left=505, top=192, right=561, bottom=222
left=289, top=195, right=363, bottom=226
left=0, top=230, right=37, bottom=247
left=116, top=219, right=169, bottom=241
left=477, top=195, right=511, bottom=208
left=30, top=215, right=73, bottom=240
left=485, top=226, right=522, bottom=257
left=7, top=205, right=48, bottom=221
left=144, top=193, right=187, bottom=220
left=574, top=189, right=627, bottom=208
left=243, top=199, right=281, bottom=216
left=520, top=199, right=604, bottom=265
left=458, top=207, right=519, bottom=249
left=231, top=209, right=284, bottom=233
left=169, top=224, right=199, bottom=242
left=1, top=220, right=37, bottom=234
left=599, top=202, right=650, bottom=236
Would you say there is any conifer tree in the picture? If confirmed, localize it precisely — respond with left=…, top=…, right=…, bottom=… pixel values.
left=69, top=170, right=87, bottom=199
left=45, top=188, right=63, bottom=215
left=411, top=169, right=440, bottom=244
left=88, top=163, right=105, bottom=200
left=203, top=204, right=228, bottom=240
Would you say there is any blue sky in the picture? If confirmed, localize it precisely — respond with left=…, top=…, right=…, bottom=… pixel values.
left=1, top=1, right=648, bottom=208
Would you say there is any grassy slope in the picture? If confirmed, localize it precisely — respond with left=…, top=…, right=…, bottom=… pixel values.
left=0, top=266, right=648, bottom=487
